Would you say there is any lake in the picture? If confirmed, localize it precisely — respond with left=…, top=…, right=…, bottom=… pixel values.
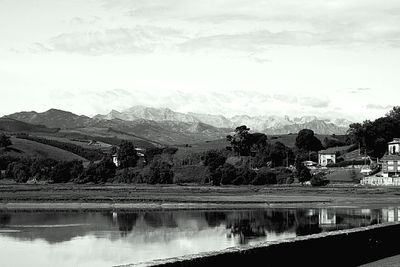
left=0, top=207, right=399, bottom=267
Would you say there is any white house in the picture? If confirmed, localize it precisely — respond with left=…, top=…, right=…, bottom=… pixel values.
left=318, top=148, right=337, bottom=166
left=112, top=148, right=146, bottom=167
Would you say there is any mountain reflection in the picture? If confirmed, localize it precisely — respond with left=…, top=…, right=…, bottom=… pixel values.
left=0, top=207, right=397, bottom=245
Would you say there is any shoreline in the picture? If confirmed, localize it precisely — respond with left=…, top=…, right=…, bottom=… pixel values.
left=1, top=183, right=400, bottom=211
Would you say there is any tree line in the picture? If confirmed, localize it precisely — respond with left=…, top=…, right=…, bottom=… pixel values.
left=348, top=106, right=400, bottom=158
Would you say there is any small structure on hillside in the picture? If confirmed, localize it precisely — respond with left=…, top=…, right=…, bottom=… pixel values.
left=318, top=148, right=337, bottom=166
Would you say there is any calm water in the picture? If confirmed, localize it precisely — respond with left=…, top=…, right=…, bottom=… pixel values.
left=0, top=207, right=399, bottom=267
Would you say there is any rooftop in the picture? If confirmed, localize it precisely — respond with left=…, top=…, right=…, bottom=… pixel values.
left=388, top=138, right=400, bottom=144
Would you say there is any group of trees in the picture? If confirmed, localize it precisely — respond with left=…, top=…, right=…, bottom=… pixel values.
left=348, top=106, right=400, bottom=158
left=0, top=138, right=177, bottom=184
left=214, top=126, right=329, bottom=186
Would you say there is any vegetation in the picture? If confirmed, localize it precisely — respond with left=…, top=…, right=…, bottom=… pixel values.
left=295, top=129, right=324, bottom=152
left=16, top=135, right=104, bottom=161
left=116, top=140, right=139, bottom=168
left=348, top=106, right=400, bottom=158
left=310, top=173, right=330, bottom=186
left=1, top=125, right=335, bottom=186
left=0, top=134, right=12, bottom=149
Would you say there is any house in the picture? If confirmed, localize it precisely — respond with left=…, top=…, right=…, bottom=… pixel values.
left=361, top=138, right=400, bottom=186
left=381, top=138, right=400, bottom=177
left=112, top=148, right=146, bottom=167
left=318, top=148, right=337, bottom=166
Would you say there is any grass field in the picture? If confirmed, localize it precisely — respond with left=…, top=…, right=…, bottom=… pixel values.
left=0, top=183, right=399, bottom=209
left=1, top=137, right=87, bottom=161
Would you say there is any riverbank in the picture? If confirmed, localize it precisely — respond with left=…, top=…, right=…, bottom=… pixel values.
left=1, top=182, right=400, bottom=210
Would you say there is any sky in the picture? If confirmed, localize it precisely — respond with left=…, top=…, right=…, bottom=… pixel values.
left=1, top=0, right=400, bottom=121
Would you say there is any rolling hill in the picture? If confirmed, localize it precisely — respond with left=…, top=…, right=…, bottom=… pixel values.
left=1, top=137, right=87, bottom=161
left=5, top=109, right=91, bottom=129
left=0, top=118, right=59, bottom=133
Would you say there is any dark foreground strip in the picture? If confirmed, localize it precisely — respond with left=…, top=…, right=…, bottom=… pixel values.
left=119, top=222, right=400, bottom=267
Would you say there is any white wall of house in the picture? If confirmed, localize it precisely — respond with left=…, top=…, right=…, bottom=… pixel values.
left=318, top=154, right=336, bottom=166
left=389, top=143, right=400, bottom=154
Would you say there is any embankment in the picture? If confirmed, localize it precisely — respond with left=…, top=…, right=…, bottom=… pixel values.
left=124, top=222, right=400, bottom=267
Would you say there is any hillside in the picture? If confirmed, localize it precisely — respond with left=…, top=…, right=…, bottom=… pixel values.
left=265, top=120, right=348, bottom=135
left=1, top=137, right=87, bottom=161
left=0, top=118, right=58, bottom=133
left=87, top=119, right=229, bottom=145
left=5, top=109, right=91, bottom=129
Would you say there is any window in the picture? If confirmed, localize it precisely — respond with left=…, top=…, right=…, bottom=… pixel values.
left=389, top=166, right=395, bottom=171
left=388, top=161, right=394, bottom=165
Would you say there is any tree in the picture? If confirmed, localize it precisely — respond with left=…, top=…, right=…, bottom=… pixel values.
left=310, top=173, right=329, bottom=186
left=251, top=167, right=277, bottom=185
left=147, top=156, right=173, bottom=184
left=227, top=125, right=252, bottom=156
left=204, top=150, right=227, bottom=172
left=297, top=164, right=312, bottom=184
left=295, top=129, right=324, bottom=152
left=0, top=134, right=12, bottom=149
left=6, top=162, right=30, bottom=183
left=386, top=106, right=400, bottom=121
left=117, top=141, right=139, bottom=168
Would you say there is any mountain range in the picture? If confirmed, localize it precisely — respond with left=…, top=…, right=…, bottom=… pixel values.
left=93, top=105, right=351, bottom=134
left=3, top=106, right=352, bottom=145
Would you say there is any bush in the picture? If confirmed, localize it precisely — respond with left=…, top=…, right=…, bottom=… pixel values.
left=286, top=176, right=295, bottom=184
left=297, top=164, right=312, bottom=184
left=113, top=167, right=142, bottom=183
left=6, top=162, right=30, bottom=183
left=77, top=158, right=116, bottom=184
left=234, top=167, right=256, bottom=185
left=146, top=156, right=174, bottom=184
left=310, top=173, right=330, bottom=186
left=251, top=167, right=277, bottom=185
left=50, top=160, right=84, bottom=183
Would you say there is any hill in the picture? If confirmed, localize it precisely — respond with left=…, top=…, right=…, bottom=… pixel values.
left=0, top=118, right=58, bottom=133
left=5, top=109, right=91, bottom=129
left=87, top=119, right=230, bottom=145
left=1, top=137, right=87, bottom=161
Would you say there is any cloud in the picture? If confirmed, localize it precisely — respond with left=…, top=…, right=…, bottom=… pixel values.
left=365, top=104, right=393, bottom=110
left=298, top=97, right=330, bottom=108
left=40, top=26, right=185, bottom=55
left=350, top=88, right=372, bottom=94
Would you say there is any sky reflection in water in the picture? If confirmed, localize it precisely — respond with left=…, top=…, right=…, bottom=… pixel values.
left=0, top=207, right=398, bottom=267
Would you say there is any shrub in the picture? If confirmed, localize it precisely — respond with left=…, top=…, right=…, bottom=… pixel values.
left=146, top=156, right=174, bottom=184
left=113, top=167, right=142, bottom=183
left=251, top=167, right=277, bottom=185
left=310, top=173, right=330, bottom=186
left=6, top=162, right=30, bottom=183
left=77, top=158, right=116, bottom=184
left=297, top=164, right=312, bottom=184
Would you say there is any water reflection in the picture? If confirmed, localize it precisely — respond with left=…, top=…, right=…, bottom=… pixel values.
left=0, top=207, right=397, bottom=266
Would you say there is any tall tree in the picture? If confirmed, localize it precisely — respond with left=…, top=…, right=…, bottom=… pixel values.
left=0, top=134, right=12, bottom=149
left=227, top=125, right=252, bottom=156
left=117, top=141, right=139, bottom=168
left=295, top=129, right=324, bottom=152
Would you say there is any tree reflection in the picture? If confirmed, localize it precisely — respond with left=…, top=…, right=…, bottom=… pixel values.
left=116, top=213, right=138, bottom=236
left=0, top=214, right=11, bottom=225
